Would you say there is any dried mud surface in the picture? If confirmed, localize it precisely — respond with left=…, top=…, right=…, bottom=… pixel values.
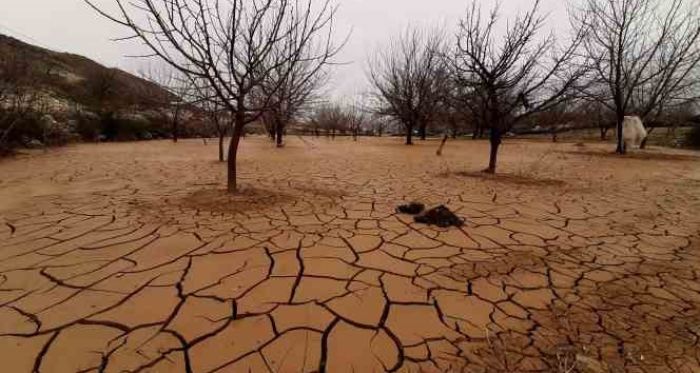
left=0, top=137, right=699, bottom=372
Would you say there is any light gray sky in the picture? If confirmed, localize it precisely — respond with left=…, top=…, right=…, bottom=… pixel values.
left=0, top=0, right=570, bottom=100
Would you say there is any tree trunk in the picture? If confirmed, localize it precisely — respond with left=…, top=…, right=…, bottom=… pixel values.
left=436, top=134, right=448, bottom=156
left=275, top=121, right=284, bottom=147
left=268, top=125, right=276, bottom=140
left=639, top=126, right=654, bottom=149
left=616, top=114, right=625, bottom=154
left=172, top=105, right=180, bottom=143
left=600, top=125, right=608, bottom=141
left=218, top=133, right=225, bottom=162
left=639, top=137, right=648, bottom=149
left=485, top=127, right=502, bottom=173
left=406, top=124, right=414, bottom=145
left=475, top=125, right=486, bottom=139
left=419, top=124, right=427, bottom=140
left=227, top=120, right=244, bottom=192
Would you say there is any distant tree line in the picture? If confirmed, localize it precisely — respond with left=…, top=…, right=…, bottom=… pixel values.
left=6, top=0, right=698, bottom=188
left=365, top=0, right=700, bottom=172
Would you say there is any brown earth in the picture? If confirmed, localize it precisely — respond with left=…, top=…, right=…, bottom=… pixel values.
left=0, top=137, right=699, bottom=373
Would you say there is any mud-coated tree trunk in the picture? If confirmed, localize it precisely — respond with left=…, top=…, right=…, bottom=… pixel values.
left=227, top=119, right=244, bottom=192
left=485, top=126, right=502, bottom=173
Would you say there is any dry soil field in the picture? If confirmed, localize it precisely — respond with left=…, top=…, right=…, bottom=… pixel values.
left=0, top=137, right=699, bottom=373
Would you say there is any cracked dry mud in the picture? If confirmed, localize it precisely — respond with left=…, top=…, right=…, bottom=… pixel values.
left=0, top=137, right=699, bottom=373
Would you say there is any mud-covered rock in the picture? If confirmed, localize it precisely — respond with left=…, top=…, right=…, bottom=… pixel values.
left=396, top=202, right=425, bottom=215
left=414, top=205, right=464, bottom=228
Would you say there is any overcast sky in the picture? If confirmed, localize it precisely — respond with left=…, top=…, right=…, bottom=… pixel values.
left=0, top=0, right=570, bottom=100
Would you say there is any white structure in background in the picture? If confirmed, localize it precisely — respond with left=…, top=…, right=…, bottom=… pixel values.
left=622, top=116, right=647, bottom=150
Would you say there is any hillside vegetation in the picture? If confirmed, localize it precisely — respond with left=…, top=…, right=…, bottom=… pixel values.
left=0, top=34, right=210, bottom=154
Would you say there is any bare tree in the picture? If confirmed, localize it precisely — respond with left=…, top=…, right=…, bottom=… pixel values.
left=446, top=80, right=486, bottom=139
left=302, top=110, right=323, bottom=137
left=256, top=49, right=330, bottom=147
left=345, top=101, right=367, bottom=141
left=370, top=115, right=390, bottom=137
left=207, top=100, right=231, bottom=162
left=190, top=79, right=231, bottom=161
left=450, top=0, right=587, bottom=173
left=574, top=0, right=700, bottom=153
left=438, top=78, right=473, bottom=139
left=575, top=99, right=615, bottom=141
left=541, top=100, right=584, bottom=143
left=368, top=27, right=447, bottom=145
left=86, top=0, right=341, bottom=191
left=309, top=103, right=347, bottom=138
left=139, top=64, right=195, bottom=143
left=653, top=103, right=698, bottom=144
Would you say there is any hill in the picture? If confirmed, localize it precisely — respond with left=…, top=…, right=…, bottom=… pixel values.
left=0, top=34, right=212, bottom=153
left=0, top=33, right=170, bottom=110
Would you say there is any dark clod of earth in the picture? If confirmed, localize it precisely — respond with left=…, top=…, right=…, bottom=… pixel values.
left=414, top=205, right=465, bottom=228
left=397, top=203, right=465, bottom=228
left=396, top=202, right=426, bottom=215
